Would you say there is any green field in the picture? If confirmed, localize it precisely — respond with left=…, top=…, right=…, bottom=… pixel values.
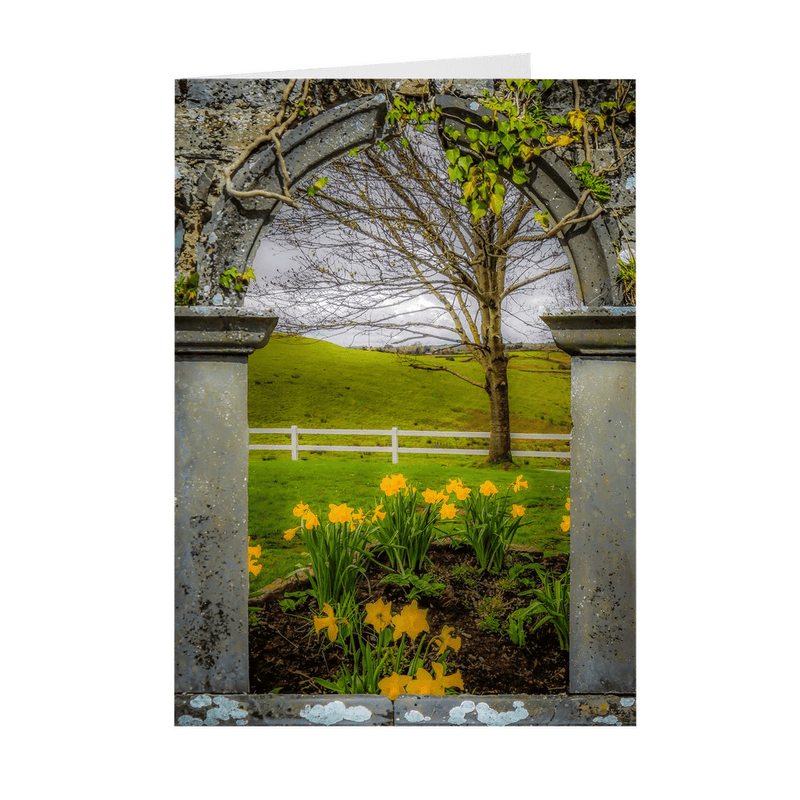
left=247, top=335, right=572, bottom=587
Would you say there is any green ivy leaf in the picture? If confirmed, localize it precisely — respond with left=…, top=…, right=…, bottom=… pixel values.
left=445, top=148, right=460, bottom=165
left=511, top=168, right=527, bottom=185
left=447, top=165, right=464, bottom=182
left=490, top=192, right=504, bottom=215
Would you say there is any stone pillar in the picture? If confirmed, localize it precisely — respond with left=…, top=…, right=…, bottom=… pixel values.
left=540, top=307, right=635, bottom=694
left=175, top=307, right=278, bottom=693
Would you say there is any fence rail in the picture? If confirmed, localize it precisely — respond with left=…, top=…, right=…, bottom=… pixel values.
left=249, top=426, right=570, bottom=464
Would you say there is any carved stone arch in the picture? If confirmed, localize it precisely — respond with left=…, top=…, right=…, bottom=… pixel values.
left=196, top=91, right=621, bottom=307
left=196, top=93, right=390, bottom=305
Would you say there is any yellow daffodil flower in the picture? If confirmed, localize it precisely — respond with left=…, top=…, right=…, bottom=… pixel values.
left=313, top=603, right=348, bottom=643
left=364, top=598, right=392, bottom=632
left=512, top=475, right=528, bottom=492
left=565, top=498, right=571, bottom=511
left=432, top=625, right=461, bottom=656
left=423, top=488, right=449, bottom=504
left=303, top=511, right=320, bottom=529
left=479, top=480, right=498, bottom=497
left=431, top=662, right=464, bottom=693
left=446, top=478, right=464, bottom=493
left=560, top=515, right=570, bottom=532
left=247, top=540, right=262, bottom=577
left=371, top=504, right=386, bottom=522
left=283, top=526, right=299, bottom=541
left=406, top=668, right=436, bottom=695
left=328, top=502, right=354, bottom=525
left=378, top=671, right=409, bottom=701
left=440, top=501, right=457, bottom=520
left=352, top=508, right=366, bottom=524
left=391, top=599, right=430, bottom=642
left=454, top=484, right=471, bottom=500
left=380, top=474, right=407, bottom=496
left=511, top=504, right=526, bottom=518
left=292, top=502, right=310, bottom=518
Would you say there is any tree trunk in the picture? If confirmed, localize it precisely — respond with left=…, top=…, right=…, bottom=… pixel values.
left=485, top=346, right=513, bottom=463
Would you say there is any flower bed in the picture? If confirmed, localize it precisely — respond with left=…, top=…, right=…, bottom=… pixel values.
left=248, top=474, right=570, bottom=697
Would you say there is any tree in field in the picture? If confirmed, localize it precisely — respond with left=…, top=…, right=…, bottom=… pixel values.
left=252, top=125, right=573, bottom=462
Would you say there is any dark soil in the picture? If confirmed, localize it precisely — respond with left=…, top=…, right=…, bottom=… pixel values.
left=248, top=542, right=569, bottom=695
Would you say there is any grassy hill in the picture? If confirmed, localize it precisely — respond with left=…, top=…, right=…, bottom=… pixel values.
left=246, top=335, right=572, bottom=586
left=248, top=334, right=572, bottom=435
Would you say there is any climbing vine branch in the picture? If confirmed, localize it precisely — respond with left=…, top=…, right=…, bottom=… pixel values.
left=223, top=79, right=314, bottom=208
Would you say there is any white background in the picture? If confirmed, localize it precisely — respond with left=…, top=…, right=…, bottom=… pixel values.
left=3, top=4, right=796, bottom=798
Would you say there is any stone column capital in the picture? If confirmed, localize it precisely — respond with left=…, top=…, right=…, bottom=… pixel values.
left=175, top=306, right=279, bottom=357
left=539, top=306, right=635, bottom=358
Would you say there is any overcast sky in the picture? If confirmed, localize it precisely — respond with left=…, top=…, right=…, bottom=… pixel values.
left=246, top=220, right=575, bottom=348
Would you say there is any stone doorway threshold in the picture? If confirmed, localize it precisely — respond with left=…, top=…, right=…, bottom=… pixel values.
left=175, top=693, right=635, bottom=726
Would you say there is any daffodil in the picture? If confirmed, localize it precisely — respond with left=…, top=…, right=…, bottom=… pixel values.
left=364, top=598, right=393, bottom=632
left=378, top=671, right=409, bottom=701
left=293, top=502, right=311, bottom=518
left=380, top=474, right=407, bottom=496
left=560, top=515, right=570, bottom=532
left=454, top=484, right=471, bottom=500
left=479, top=480, right=498, bottom=497
left=391, top=599, right=430, bottom=642
left=371, top=504, right=386, bottom=522
left=283, top=526, right=299, bottom=541
left=247, top=539, right=262, bottom=577
left=303, top=511, right=320, bottom=529
left=565, top=498, right=571, bottom=511
left=313, top=603, right=348, bottom=643
left=432, top=625, right=461, bottom=656
left=351, top=508, right=366, bottom=525
left=405, top=668, right=436, bottom=695
left=446, top=478, right=464, bottom=493
left=422, top=488, right=440, bottom=504
left=511, top=504, right=526, bottom=518
left=328, top=502, right=354, bottom=525
left=431, top=662, right=463, bottom=693
left=512, top=475, right=528, bottom=492
left=440, top=501, right=457, bottom=520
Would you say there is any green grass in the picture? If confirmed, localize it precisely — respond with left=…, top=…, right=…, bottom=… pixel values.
left=247, top=335, right=572, bottom=589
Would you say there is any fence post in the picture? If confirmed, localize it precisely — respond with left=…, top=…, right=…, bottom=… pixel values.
left=291, top=425, right=299, bottom=461
left=391, top=426, right=399, bottom=464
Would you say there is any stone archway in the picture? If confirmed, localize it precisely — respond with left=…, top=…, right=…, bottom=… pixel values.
left=175, top=78, right=635, bottom=720
left=195, top=91, right=624, bottom=309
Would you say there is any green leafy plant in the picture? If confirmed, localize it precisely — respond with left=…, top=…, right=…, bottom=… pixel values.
left=219, top=266, right=256, bottom=293
left=506, top=560, right=570, bottom=650
left=370, top=473, right=441, bottom=575
left=379, top=571, right=446, bottom=600
left=453, top=475, right=530, bottom=573
left=311, top=596, right=464, bottom=699
left=570, top=161, right=611, bottom=203
left=617, top=250, right=636, bottom=305
left=282, top=501, right=372, bottom=609
left=175, top=271, right=199, bottom=305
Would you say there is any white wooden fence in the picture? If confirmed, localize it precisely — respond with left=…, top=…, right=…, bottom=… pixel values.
left=249, top=426, right=570, bottom=463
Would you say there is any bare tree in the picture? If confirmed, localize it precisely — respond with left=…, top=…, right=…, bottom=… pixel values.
left=252, top=126, right=574, bottom=462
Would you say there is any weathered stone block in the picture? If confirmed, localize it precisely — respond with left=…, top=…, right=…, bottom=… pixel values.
left=175, top=308, right=278, bottom=694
